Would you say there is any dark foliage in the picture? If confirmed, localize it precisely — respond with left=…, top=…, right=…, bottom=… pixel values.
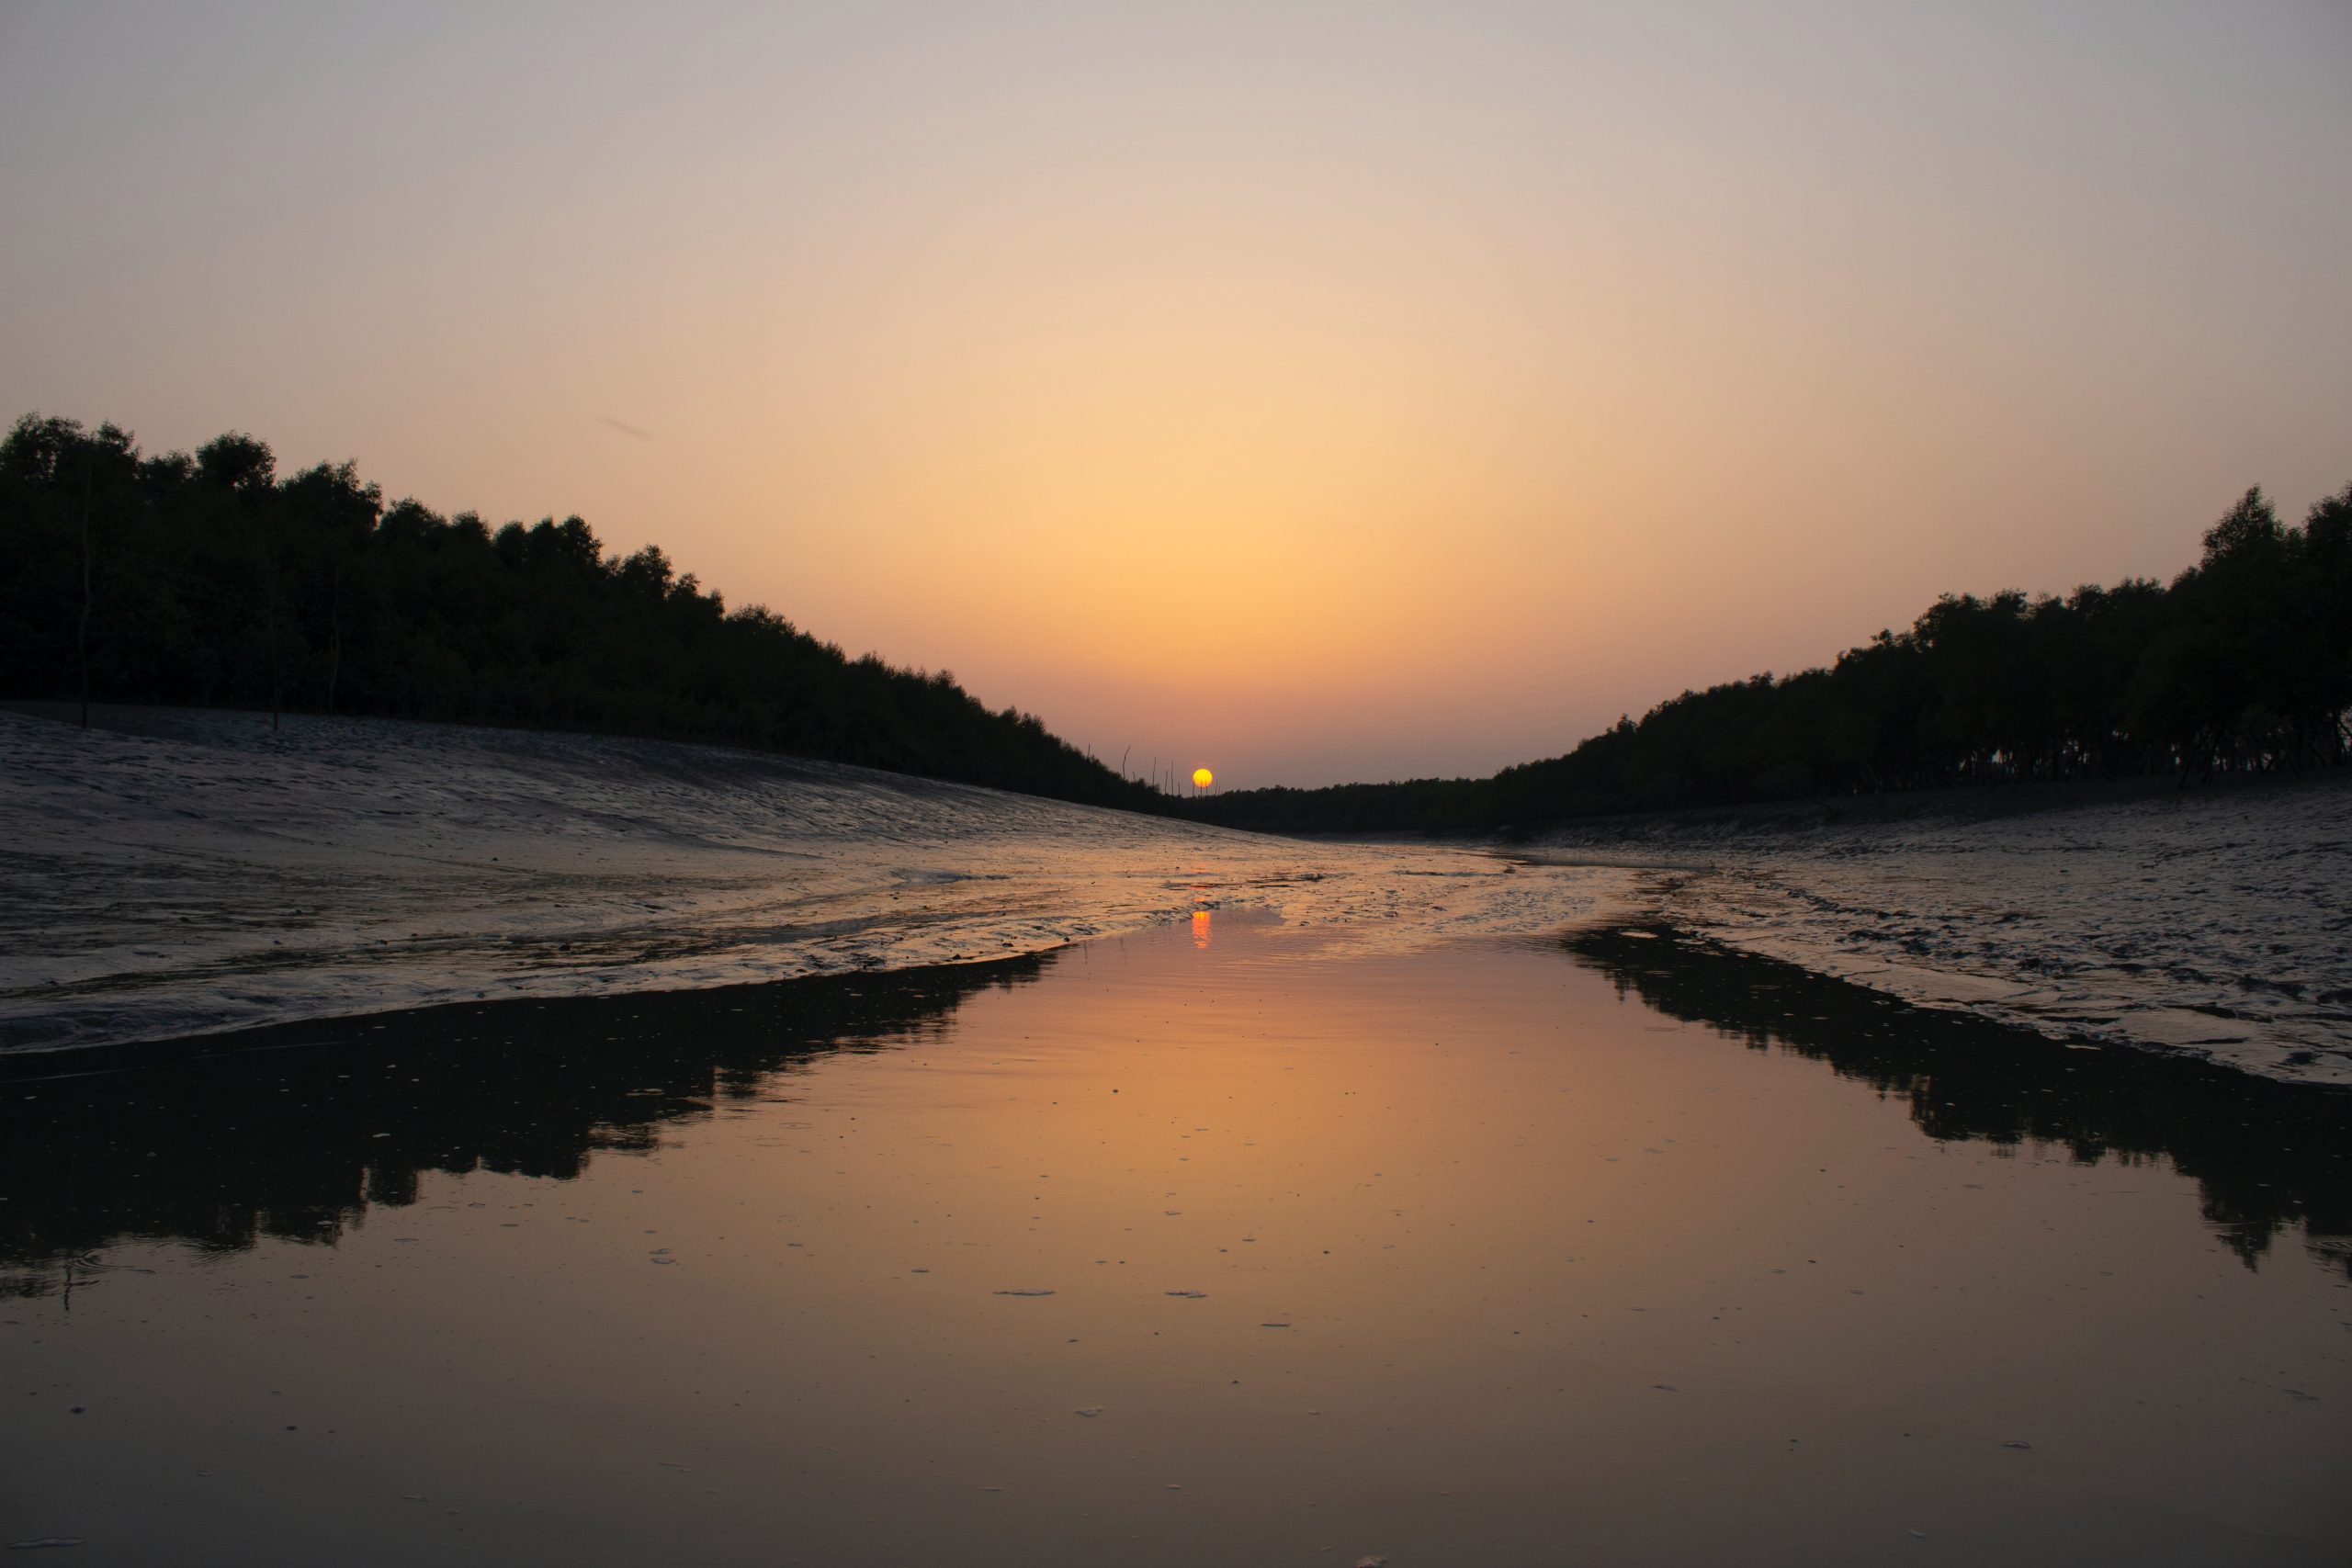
left=0, top=414, right=1160, bottom=811
left=1193, top=483, right=2352, bottom=833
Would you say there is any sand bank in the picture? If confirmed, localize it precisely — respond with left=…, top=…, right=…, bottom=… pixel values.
left=0, top=705, right=1626, bottom=1053
left=1527, top=771, right=2352, bottom=1085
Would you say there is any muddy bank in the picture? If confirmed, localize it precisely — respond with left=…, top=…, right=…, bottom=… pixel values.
left=0, top=705, right=1626, bottom=1053
left=1520, top=772, right=2352, bottom=1084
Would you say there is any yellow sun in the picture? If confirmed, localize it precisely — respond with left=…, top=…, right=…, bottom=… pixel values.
left=1192, top=766, right=1214, bottom=789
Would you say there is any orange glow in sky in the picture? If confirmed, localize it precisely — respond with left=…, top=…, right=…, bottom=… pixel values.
left=3, top=6, right=2346, bottom=785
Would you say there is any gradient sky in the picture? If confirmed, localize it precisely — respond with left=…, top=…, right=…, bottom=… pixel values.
left=5, top=2, right=2347, bottom=787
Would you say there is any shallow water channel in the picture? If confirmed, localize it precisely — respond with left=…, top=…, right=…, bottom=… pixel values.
left=5, top=914, right=2348, bottom=1564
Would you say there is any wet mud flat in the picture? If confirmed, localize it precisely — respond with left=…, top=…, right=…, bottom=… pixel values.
left=1527, top=770, right=2352, bottom=1084
left=4, top=917, right=2348, bottom=1565
left=0, top=705, right=1622, bottom=1053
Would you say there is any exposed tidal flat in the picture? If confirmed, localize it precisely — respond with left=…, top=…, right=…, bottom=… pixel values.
left=0, top=705, right=1625, bottom=1054
left=1524, top=770, right=2352, bottom=1086
left=6, top=706, right=2347, bottom=1084
left=3, top=706, right=2350, bottom=1562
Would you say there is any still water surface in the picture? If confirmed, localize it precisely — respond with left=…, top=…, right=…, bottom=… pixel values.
left=5, top=914, right=2348, bottom=1564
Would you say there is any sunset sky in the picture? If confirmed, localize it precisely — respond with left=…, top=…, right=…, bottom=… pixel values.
left=5, top=2, right=2346, bottom=787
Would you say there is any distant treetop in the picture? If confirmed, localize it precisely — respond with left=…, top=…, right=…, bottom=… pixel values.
left=1187, top=480, right=2352, bottom=834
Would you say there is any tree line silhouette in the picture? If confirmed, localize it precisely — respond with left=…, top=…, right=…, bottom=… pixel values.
left=1193, top=483, right=2352, bottom=833
left=0, top=414, right=1160, bottom=810
left=6, top=412, right=2342, bottom=831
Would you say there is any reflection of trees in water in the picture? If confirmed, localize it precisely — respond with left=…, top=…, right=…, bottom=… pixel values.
left=0, top=955, right=1054, bottom=1296
left=1566, top=927, right=2352, bottom=1279
left=8, top=932, right=2341, bottom=1301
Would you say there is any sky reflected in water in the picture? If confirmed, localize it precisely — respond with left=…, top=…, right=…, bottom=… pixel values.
left=4, top=917, right=2347, bottom=1564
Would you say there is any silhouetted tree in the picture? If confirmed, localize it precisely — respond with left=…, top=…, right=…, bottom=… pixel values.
left=0, top=413, right=1161, bottom=812
left=1190, top=481, right=2351, bottom=833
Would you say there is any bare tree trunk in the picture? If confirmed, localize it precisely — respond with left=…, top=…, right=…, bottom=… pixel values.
left=325, top=559, right=342, bottom=716
left=266, top=568, right=281, bottom=733
left=77, top=457, right=93, bottom=729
